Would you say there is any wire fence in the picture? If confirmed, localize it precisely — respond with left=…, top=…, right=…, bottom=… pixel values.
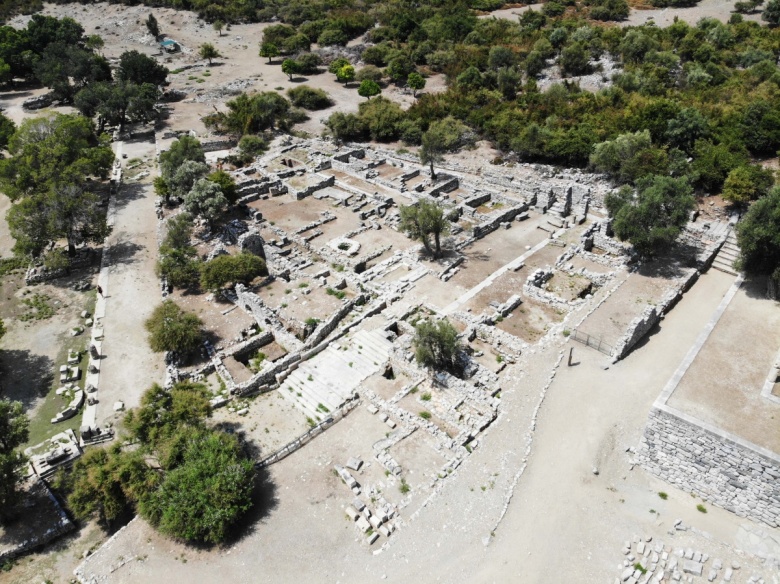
left=256, top=399, right=358, bottom=468
left=571, top=330, right=613, bottom=357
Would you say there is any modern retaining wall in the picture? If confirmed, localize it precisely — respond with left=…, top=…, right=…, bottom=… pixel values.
left=636, top=407, right=780, bottom=528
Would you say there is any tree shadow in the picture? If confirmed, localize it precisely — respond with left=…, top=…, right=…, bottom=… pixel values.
left=107, top=239, right=144, bottom=266
left=112, top=183, right=147, bottom=213
left=637, top=242, right=699, bottom=280
left=0, top=349, right=54, bottom=409
left=741, top=274, right=770, bottom=300
left=222, top=465, right=279, bottom=545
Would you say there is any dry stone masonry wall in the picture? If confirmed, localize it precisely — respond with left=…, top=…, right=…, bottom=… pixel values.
left=636, top=408, right=780, bottom=529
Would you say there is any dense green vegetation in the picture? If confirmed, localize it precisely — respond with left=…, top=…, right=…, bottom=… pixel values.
left=65, top=381, right=255, bottom=543
left=413, top=318, right=464, bottom=375
left=144, top=299, right=204, bottom=356
left=200, top=253, right=267, bottom=291
left=0, top=398, right=29, bottom=523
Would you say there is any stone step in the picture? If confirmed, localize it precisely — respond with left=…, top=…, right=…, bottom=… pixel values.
left=284, top=376, right=342, bottom=418
left=287, top=367, right=344, bottom=409
left=277, top=383, right=321, bottom=419
left=711, top=260, right=738, bottom=276
left=349, top=332, right=392, bottom=364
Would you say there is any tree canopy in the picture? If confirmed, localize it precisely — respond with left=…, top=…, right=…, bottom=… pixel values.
left=200, top=253, right=267, bottom=291
left=0, top=113, right=113, bottom=256
left=399, top=199, right=451, bottom=258
left=144, top=300, right=204, bottom=355
left=736, top=187, right=780, bottom=276
left=605, top=175, right=696, bottom=258
left=413, top=318, right=464, bottom=375
left=0, top=399, right=30, bottom=523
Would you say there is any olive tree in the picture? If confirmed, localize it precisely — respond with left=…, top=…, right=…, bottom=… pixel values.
left=399, top=199, right=451, bottom=259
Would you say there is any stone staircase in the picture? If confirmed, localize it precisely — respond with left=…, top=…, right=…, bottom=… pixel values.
left=278, top=329, right=393, bottom=420
left=711, top=230, right=740, bottom=276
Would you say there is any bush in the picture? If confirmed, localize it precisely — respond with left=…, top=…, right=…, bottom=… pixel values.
left=287, top=85, right=334, bottom=110
left=355, top=65, right=384, bottom=83
left=144, top=300, right=203, bottom=355
left=200, top=253, right=267, bottom=291
left=138, top=427, right=255, bottom=544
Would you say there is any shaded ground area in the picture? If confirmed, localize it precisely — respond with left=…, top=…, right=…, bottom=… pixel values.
left=668, top=276, right=780, bottom=453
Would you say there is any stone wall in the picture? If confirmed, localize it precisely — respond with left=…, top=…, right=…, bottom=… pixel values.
left=611, top=267, right=699, bottom=361
left=472, top=204, right=527, bottom=239
left=636, top=407, right=780, bottom=528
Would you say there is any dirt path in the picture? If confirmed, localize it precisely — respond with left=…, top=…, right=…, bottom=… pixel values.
left=87, top=137, right=164, bottom=429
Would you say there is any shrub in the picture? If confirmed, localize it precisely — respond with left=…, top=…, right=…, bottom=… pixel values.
left=658, top=492, right=668, bottom=500
left=696, top=504, right=707, bottom=513
left=144, top=300, right=203, bottom=355
left=200, top=253, right=267, bottom=291
left=287, top=85, right=334, bottom=110
left=419, top=411, right=432, bottom=420
left=139, top=427, right=255, bottom=544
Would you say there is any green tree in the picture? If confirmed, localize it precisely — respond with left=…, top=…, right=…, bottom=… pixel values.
left=419, top=116, right=469, bottom=179
left=7, top=183, right=111, bottom=257
left=144, top=300, right=204, bottom=355
left=159, top=135, right=206, bottom=189
left=590, top=130, right=667, bottom=185
left=138, top=427, right=255, bottom=544
left=124, top=381, right=211, bottom=447
left=157, top=213, right=200, bottom=289
left=721, top=165, right=775, bottom=205
left=413, top=318, right=463, bottom=374
left=183, top=178, right=229, bottom=227
left=357, top=79, right=381, bottom=100
left=85, top=34, right=104, bottom=54
left=407, top=72, right=425, bottom=97
left=207, top=169, right=238, bottom=203
left=281, top=58, right=300, bottom=81
left=34, top=44, right=111, bottom=101
left=146, top=14, right=160, bottom=38
left=763, top=0, right=780, bottom=25
left=336, top=64, right=355, bottom=85
left=0, top=399, right=29, bottom=523
left=399, top=199, right=451, bottom=258
left=200, top=253, right=267, bottom=291
left=205, top=92, right=292, bottom=136
left=199, top=43, right=221, bottom=65
left=259, top=42, right=279, bottom=63
left=213, top=20, right=225, bottom=37
left=0, top=111, right=15, bottom=150
left=66, top=446, right=158, bottom=528
left=169, top=160, right=209, bottom=200
left=559, top=42, right=591, bottom=76
left=605, top=175, right=696, bottom=258
left=328, top=57, right=350, bottom=75
left=117, top=50, right=168, bottom=86
left=736, top=187, right=780, bottom=275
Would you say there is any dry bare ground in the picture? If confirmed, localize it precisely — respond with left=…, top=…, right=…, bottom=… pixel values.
left=1, top=3, right=779, bottom=584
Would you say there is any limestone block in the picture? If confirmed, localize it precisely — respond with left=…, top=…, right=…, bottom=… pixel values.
left=345, top=506, right=359, bottom=521
left=356, top=516, right=370, bottom=533
left=682, top=560, right=703, bottom=576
